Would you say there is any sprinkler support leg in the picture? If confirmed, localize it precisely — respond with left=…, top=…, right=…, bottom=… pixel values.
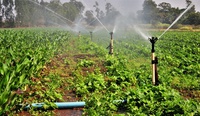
left=155, top=57, right=159, bottom=85
left=152, top=52, right=156, bottom=85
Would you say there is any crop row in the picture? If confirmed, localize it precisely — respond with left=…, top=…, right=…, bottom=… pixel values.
left=73, top=31, right=200, bottom=115
left=0, top=29, right=70, bottom=115
left=0, top=29, right=199, bottom=115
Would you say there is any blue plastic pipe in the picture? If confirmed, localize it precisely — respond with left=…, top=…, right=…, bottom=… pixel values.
left=24, top=102, right=85, bottom=109
left=23, top=100, right=126, bottom=110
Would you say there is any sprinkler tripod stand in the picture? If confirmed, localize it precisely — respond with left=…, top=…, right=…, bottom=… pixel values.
left=149, top=37, right=159, bottom=85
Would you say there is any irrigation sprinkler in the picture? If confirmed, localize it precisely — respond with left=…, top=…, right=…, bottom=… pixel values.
left=78, top=31, right=81, bottom=38
left=90, top=31, right=93, bottom=41
left=149, top=37, right=159, bottom=85
left=109, top=32, right=114, bottom=55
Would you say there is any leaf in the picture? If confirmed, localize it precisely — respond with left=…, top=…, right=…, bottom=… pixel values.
left=2, top=63, right=8, bottom=74
left=19, top=74, right=26, bottom=85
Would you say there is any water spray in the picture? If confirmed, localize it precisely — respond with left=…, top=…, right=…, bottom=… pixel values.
left=149, top=37, right=159, bottom=85
left=28, top=0, right=89, bottom=33
left=158, top=3, right=194, bottom=39
left=109, top=32, right=114, bottom=55
left=90, top=31, right=93, bottom=41
left=81, top=0, right=109, bottom=33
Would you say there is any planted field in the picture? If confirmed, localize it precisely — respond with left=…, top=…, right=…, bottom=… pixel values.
left=0, top=29, right=200, bottom=115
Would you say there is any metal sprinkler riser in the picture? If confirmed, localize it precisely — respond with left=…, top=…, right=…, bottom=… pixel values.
left=90, top=31, right=93, bottom=40
left=78, top=31, right=81, bottom=38
left=149, top=37, right=159, bottom=85
left=109, top=32, right=114, bottom=55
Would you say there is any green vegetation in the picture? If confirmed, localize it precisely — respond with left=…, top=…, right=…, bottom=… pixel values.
left=0, top=29, right=70, bottom=115
left=0, top=28, right=199, bottom=115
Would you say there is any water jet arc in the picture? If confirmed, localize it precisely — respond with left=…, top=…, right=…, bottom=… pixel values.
left=158, top=3, right=194, bottom=39
left=28, top=0, right=89, bottom=32
left=81, top=0, right=109, bottom=33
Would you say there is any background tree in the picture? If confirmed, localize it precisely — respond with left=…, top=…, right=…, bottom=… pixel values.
left=105, top=2, right=113, bottom=16
left=182, top=12, right=200, bottom=25
left=3, top=0, right=14, bottom=27
left=0, top=0, right=199, bottom=28
left=0, top=0, right=3, bottom=27
left=139, top=0, right=159, bottom=24
left=69, top=0, right=84, bottom=14
left=185, top=0, right=195, bottom=13
left=62, top=2, right=79, bottom=22
left=103, top=2, right=120, bottom=25
left=84, top=10, right=96, bottom=26
left=93, top=1, right=105, bottom=19
left=93, top=1, right=100, bottom=19
left=157, top=2, right=172, bottom=24
left=157, top=2, right=182, bottom=25
left=15, top=0, right=33, bottom=27
left=179, top=0, right=196, bottom=25
left=40, top=0, right=48, bottom=6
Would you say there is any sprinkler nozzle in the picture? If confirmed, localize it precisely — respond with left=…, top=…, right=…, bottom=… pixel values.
left=149, top=37, right=158, bottom=53
left=149, top=37, right=158, bottom=44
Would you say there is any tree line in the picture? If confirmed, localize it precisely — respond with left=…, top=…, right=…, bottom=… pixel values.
left=138, top=0, right=200, bottom=26
left=0, top=0, right=120, bottom=27
left=0, top=0, right=199, bottom=28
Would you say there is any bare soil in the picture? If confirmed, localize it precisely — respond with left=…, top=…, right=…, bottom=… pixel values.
left=16, top=53, right=106, bottom=116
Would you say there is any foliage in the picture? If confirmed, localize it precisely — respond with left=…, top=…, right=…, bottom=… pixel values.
left=73, top=31, right=200, bottom=115
left=0, top=29, right=70, bottom=115
left=14, top=0, right=83, bottom=27
left=124, top=85, right=200, bottom=115
left=0, top=29, right=200, bottom=115
left=157, top=32, right=200, bottom=89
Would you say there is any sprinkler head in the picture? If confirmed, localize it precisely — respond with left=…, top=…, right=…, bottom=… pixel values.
left=90, top=31, right=93, bottom=34
left=110, top=32, right=113, bottom=35
left=149, top=37, right=158, bottom=44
